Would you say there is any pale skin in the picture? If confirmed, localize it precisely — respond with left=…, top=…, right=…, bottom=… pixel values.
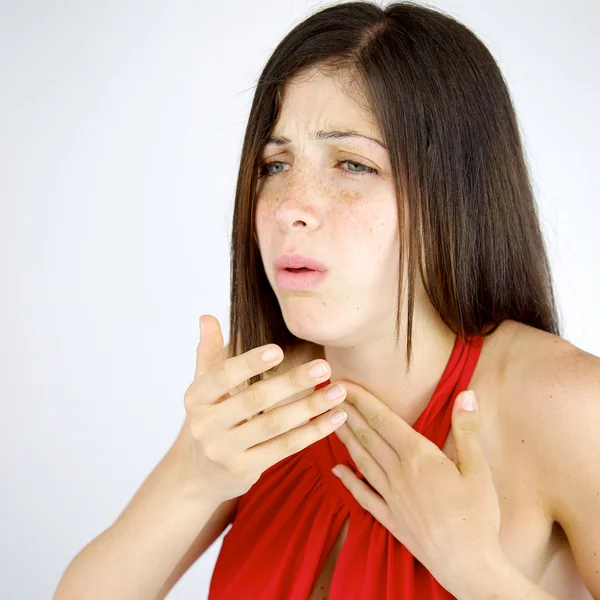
left=254, top=65, right=600, bottom=599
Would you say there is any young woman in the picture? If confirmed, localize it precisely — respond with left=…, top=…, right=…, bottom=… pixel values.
left=54, top=2, right=599, bottom=599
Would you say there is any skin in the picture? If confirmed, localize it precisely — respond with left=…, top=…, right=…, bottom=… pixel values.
left=255, top=65, right=457, bottom=428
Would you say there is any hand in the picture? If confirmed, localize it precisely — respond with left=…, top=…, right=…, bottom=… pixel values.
left=180, top=315, right=348, bottom=505
left=331, top=380, right=503, bottom=593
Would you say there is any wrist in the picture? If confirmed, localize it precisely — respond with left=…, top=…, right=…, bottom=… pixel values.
left=452, top=545, right=514, bottom=600
left=166, top=444, right=224, bottom=508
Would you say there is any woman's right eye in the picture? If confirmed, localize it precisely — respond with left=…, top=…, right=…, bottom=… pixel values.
left=258, top=160, right=287, bottom=178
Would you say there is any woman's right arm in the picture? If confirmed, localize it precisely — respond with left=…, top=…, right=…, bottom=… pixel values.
left=54, top=333, right=241, bottom=600
left=54, top=314, right=346, bottom=600
left=53, top=414, right=238, bottom=600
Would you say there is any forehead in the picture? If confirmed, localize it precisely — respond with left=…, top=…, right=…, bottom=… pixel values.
left=273, top=66, right=382, bottom=139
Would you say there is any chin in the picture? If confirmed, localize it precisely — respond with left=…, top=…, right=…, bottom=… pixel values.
left=281, top=313, right=345, bottom=347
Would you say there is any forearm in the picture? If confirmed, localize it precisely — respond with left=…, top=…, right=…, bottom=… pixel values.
left=54, top=448, right=220, bottom=600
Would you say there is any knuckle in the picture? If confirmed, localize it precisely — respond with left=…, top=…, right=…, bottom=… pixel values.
left=241, top=385, right=265, bottom=413
left=366, top=410, right=385, bottom=431
left=406, top=454, right=424, bottom=477
left=289, top=366, right=304, bottom=390
left=355, top=457, right=370, bottom=476
left=306, top=391, right=321, bottom=413
left=203, top=442, right=222, bottom=463
left=260, top=412, right=281, bottom=437
left=189, top=415, right=208, bottom=440
left=226, top=460, right=249, bottom=480
left=238, top=353, right=255, bottom=379
left=242, top=351, right=254, bottom=370
left=183, top=385, right=195, bottom=413
left=183, top=379, right=205, bottom=413
left=358, top=495, right=372, bottom=513
left=312, top=417, right=329, bottom=439
left=357, top=429, right=371, bottom=449
left=277, top=431, right=296, bottom=455
left=211, top=362, right=231, bottom=389
left=460, top=420, right=479, bottom=436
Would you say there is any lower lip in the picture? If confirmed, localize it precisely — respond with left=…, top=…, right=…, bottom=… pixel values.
left=275, top=268, right=329, bottom=290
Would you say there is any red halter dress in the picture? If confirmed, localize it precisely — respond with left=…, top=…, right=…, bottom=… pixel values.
left=209, top=332, right=485, bottom=599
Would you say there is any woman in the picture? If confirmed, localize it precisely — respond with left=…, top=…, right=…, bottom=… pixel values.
left=54, top=2, right=600, bottom=599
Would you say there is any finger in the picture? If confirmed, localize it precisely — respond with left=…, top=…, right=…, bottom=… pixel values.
left=242, top=404, right=347, bottom=469
left=214, top=358, right=334, bottom=428
left=451, top=390, right=486, bottom=477
left=332, top=464, right=390, bottom=524
left=337, top=401, right=397, bottom=486
left=194, top=314, right=225, bottom=380
left=225, top=380, right=347, bottom=453
left=189, top=340, right=286, bottom=412
left=341, top=380, right=425, bottom=455
left=334, top=407, right=390, bottom=497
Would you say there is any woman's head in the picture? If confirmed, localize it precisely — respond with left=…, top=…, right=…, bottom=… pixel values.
left=255, top=67, right=408, bottom=358
left=229, top=1, right=560, bottom=384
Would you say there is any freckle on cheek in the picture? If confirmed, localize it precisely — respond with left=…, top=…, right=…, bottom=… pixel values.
left=258, top=185, right=383, bottom=240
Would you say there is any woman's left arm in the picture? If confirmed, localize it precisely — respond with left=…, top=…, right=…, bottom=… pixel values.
left=475, top=350, right=600, bottom=599
left=446, top=349, right=600, bottom=600
left=331, top=349, right=600, bottom=600
left=519, top=351, right=600, bottom=600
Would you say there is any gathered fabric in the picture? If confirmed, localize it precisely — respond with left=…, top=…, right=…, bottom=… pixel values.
left=209, top=332, right=485, bottom=599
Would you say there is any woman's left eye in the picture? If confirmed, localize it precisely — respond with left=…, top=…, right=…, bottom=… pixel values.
left=338, top=159, right=378, bottom=177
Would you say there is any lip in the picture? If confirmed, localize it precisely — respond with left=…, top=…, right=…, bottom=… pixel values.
left=273, top=253, right=328, bottom=272
left=274, top=268, right=329, bottom=290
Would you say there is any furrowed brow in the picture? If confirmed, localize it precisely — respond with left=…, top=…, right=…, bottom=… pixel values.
left=266, top=129, right=387, bottom=150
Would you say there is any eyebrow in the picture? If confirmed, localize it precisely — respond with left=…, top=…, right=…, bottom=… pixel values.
left=265, top=129, right=387, bottom=150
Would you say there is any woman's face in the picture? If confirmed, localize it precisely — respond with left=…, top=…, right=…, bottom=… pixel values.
left=254, top=67, right=405, bottom=347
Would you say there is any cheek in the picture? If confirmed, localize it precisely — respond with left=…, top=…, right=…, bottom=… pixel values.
left=329, top=189, right=399, bottom=247
left=255, top=186, right=398, bottom=250
left=254, top=199, right=276, bottom=241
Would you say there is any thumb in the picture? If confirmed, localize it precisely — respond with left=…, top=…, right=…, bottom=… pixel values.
left=193, top=314, right=225, bottom=380
left=451, top=390, right=485, bottom=477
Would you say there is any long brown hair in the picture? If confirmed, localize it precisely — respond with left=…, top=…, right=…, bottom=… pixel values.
left=227, top=0, right=560, bottom=383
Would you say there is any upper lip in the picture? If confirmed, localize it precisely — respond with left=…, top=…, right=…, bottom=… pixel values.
left=274, top=253, right=328, bottom=272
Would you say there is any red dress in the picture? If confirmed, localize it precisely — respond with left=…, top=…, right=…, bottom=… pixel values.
left=209, top=332, right=485, bottom=599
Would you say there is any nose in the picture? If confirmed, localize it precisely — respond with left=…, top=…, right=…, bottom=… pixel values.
left=274, top=180, right=322, bottom=232
left=276, top=207, right=316, bottom=231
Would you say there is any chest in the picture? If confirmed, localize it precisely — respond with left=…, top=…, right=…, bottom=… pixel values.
left=308, top=430, right=588, bottom=600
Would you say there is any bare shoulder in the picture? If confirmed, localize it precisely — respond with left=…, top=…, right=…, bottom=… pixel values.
left=484, top=321, right=598, bottom=492
left=503, top=320, right=597, bottom=375
left=498, top=320, right=600, bottom=450
left=501, top=320, right=600, bottom=417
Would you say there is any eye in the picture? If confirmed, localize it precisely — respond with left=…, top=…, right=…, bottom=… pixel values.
left=258, top=161, right=288, bottom=178
left=338, top=159, right=378, bottom=177
left=257, top=159, right=378, bottom=179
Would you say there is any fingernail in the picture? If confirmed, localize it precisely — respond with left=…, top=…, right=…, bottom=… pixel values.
left=261, top=347, right=279, bottom=362
left=330, top=410, right=347, bottom=425
left=325, top=384, right=344, bottom=401
left=309, top=362, right=328, bottom=378
left=460, top=390, right=477, bottom=411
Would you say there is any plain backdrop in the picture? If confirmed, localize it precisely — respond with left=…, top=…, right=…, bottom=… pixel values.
left=1, top=1, right=599, bottom=598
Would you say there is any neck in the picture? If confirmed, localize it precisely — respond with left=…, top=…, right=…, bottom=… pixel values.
left=322, top=308, right=457, bottom=426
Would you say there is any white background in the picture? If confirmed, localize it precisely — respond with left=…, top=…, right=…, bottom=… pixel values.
left=1, top=1, right=598, bottom=598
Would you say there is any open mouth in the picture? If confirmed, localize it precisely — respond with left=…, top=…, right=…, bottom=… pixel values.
left=275, top=265, right=329, bottom=289
left=285, top=267, right=315, bottom=272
